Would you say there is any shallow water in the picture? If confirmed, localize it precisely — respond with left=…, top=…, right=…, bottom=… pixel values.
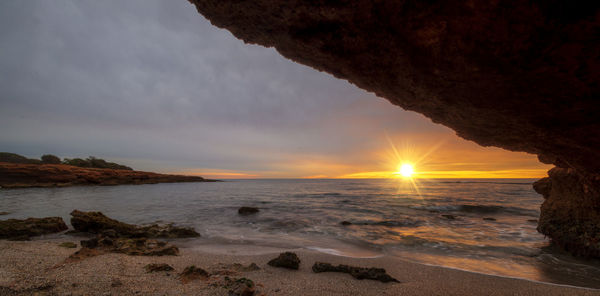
left=1, top=178, right=599, bottom=288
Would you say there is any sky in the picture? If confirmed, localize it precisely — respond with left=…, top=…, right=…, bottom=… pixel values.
left=0, top=0, right=551, bottom=179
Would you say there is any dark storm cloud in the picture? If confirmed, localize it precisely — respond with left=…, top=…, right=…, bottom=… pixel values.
left=0, top=0, right=457, bottom=176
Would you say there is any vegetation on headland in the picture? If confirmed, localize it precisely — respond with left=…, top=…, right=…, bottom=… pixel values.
left=0, top=152, right=132, bottom=170
left=0, top=152, right=217, bottom=188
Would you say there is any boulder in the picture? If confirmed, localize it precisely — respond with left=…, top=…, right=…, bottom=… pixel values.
left=226, top=277, right=256, bottom=296
left=238, top=207, right=259, bottom=215
left=0, top=217, right=68, bottom=240
left=312, top=262, right=399, bottom=283
left=267, top=252, right=300, bottom=270
left=179, top=266, right=209, bottom=283
left=70, top=210, right=200, bottom=238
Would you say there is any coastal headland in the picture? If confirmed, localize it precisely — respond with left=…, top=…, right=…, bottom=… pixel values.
left=0, top=162, right=216, bottom=188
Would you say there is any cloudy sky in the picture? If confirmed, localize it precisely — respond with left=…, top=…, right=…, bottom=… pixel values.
left=0, top=0, right=550, bottom=179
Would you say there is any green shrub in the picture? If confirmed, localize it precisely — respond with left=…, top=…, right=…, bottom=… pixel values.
left=62, top=156, right=132, bottom=170
left=41, top=154, right=61, bottom=164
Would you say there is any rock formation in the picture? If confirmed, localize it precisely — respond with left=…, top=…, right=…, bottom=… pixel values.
left=238, top=207, right=260, bottom=215
left=534, top=168, right=600, bottom=257
left=80, top=236, right=180, bottom=256
left=179, top=266, right=210, bottom=283
left=267, top=252, right=301, bottom=270
left=312, top=262, right=399, bottom=283
left=0, top=162, right=216, bottom=188
left=70, top=210, right=200, bottom=238
left=189, top=1, right=599, bottom=256
left=0, top=217, right=68, bottom=240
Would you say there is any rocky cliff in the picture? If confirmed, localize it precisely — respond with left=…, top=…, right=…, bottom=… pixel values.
left=188, top=1, right=599, bottom=256
left=0, top=162, right=214, bottom=188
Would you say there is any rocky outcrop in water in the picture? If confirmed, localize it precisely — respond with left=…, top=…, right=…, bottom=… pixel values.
left=312, top=262, right=399, bottom=283
left=70, top=210, right=200, bottom=238
left=0, top=217, right=68, bottom=240
left=534, top=168, right=600, bottom=257
left=267, top=252, right=301, bottom=270
left=0, top=162, right=216, bottom=188
left=238, top=207, right=259, bottom=215
left=189, top=1, right=599, bottom=257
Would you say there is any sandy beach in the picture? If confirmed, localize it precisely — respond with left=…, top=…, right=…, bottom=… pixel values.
left=1, top=238, right=598, bottom=296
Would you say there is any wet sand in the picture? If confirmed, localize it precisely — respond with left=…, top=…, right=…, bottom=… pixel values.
left=0, top=239, right=598, bottom=295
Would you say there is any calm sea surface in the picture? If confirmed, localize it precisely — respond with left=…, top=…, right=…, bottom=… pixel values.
left=2, top=179, right=599, bottom=288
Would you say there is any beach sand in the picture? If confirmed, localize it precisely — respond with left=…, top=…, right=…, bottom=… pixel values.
left=0, top=238, right=598, bottom=296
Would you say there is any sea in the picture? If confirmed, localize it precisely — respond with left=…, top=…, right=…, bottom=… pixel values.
left=2, top=178, right=600, bottom=289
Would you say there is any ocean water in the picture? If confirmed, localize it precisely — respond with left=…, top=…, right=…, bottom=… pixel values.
left=1, top=178, right=600, bottom=288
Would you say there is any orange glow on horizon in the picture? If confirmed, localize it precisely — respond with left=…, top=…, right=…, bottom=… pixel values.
left=168, top=134, right=552, bottom=179
left=336, top=169, right=549, bottom=179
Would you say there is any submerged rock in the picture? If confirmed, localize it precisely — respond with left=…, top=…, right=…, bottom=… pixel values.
left=0, top=217, right=68, bottom=240
left=238, top=207, right=259, bottom=215
left=80, top=236, right=179, bottom=256
left=312, top=262, right=399, bottom=283
left=441, top=214, right=456, bottom=220
left=267, top=252, right=300, bottom=270
left=340, top=221, right=352, bottom=226
left=145, top=263, right=174, bottom=273
left=483, top=217, right=497, bottom=221
left=70, top=210, right=199, bottom=238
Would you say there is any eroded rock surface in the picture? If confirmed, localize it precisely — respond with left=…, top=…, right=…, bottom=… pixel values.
left=80, top=236, right=179, bottom=256
left=267, top=252, right=301, bottom=270
left=70, top=210, right=200, bottom=238
left=0, top=217, right=68, bottom=240
left=534, top=168, right=600, bottom=257
left=312, top=262, right=399, bottom=283
left=179, top=266, right=210, bottom=283
left=189, top=0, right=599, bottom=257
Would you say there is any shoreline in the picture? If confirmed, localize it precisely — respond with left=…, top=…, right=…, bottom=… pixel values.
left=1, top=238, right=598, bottom=295
left=0, top=162, right=220, bottom=189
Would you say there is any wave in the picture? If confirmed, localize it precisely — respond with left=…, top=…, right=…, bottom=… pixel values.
left=350, top=219, right=423, bottom=227
left=413, top=204, right=538, bottom=215
left=438, top=181, right=532, bottom=185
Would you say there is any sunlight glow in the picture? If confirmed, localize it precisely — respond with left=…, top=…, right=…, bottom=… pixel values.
left=397, top=163, right=415, bottom=178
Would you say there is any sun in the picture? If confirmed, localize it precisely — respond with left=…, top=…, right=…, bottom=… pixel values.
left=397, top=163, right=415, bottom=178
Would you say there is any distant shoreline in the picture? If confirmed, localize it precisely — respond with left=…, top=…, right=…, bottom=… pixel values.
left=0, top=162, right=219, bottom=189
